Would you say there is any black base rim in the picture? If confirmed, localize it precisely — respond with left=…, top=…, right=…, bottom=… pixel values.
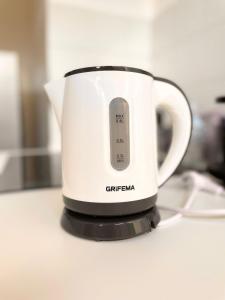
left=61, top=206, right=160, bottom=241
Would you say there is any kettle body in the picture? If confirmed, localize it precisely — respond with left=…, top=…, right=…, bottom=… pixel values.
left=45, top=66, right=192, bottom=218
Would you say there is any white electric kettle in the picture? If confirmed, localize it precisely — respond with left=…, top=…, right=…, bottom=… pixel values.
left=45, top=66, right=192, bottom=240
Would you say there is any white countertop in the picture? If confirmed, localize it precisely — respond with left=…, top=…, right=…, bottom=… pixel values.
left=1, top=179, right=225, bottom=300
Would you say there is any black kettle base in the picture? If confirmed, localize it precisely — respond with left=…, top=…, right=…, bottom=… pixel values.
left=61, top=206, right=160, bottom=241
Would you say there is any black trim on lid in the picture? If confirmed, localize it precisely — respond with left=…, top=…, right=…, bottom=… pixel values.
left=64, top=66, right=153, bottom=78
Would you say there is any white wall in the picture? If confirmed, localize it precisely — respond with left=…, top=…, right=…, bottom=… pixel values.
left=46, top=1, right=153, bottom=148
left=153, top=0, right=225, bottom=111
left=47, top=2, right=153, bottom=77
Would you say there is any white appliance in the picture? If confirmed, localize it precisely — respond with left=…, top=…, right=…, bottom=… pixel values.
left=45, top=66, right=192, bottom=240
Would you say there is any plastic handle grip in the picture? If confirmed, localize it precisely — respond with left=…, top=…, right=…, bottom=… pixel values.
left=154, top=78, right=192, bottom=187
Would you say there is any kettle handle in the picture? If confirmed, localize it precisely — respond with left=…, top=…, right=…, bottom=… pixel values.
left=153, top=78, right=192, bottom=187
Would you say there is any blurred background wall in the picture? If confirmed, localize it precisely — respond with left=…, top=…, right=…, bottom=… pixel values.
left=0, top=0, right=48, bottom=148
left=153, top=0, right=225, bottom=111
left=47, top=0, right=153, bottom=76
left=0, top=0, right=50, bottom=189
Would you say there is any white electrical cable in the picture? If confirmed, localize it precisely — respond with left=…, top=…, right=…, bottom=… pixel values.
left=158, top=185, right=198, bottom=227
left=160, top=205, right=225, bottom=218
left=158, top=171, right=225, bottom=227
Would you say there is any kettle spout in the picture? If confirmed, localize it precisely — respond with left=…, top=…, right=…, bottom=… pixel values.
left=44, top=78, right=65, bottom=126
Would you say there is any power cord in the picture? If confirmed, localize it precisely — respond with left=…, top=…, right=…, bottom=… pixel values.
left=158, top=171, right=225, bottom=227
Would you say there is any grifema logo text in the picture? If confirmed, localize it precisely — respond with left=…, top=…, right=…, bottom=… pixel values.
left=106, top=185, right=135, bottom=192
